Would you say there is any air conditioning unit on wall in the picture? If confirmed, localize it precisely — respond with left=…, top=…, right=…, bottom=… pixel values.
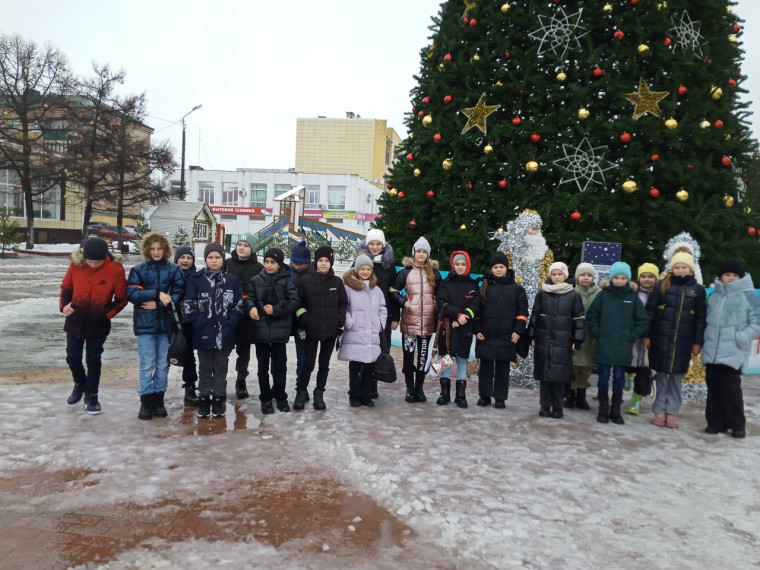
left=239, top=189, right=247, bottom=197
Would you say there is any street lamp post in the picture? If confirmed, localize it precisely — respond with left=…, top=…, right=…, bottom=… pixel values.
left=179, top=104, right=202, bottom=201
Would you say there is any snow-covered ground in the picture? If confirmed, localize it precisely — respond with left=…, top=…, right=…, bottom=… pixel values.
left=1, top=248, right=758, bottom=569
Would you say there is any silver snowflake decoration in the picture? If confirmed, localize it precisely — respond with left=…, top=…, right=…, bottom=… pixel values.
left=732, top=162, right=747, bottom=199
left=554, top=138, right=617, bottom=192
left=528, top=8, right=588, bottom=59
left=669, top=11, right=704, bottom=59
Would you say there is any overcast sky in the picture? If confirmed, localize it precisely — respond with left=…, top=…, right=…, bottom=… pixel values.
left=3, top=1, right=759, bottom=172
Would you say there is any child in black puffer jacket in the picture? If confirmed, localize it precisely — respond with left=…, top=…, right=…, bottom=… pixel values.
left=435, top=250, right=479, bottom=408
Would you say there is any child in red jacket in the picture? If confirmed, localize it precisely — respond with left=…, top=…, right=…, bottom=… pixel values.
left=60, top=238, right=127, bottom=415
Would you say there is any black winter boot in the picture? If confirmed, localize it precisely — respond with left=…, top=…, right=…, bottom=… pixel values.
left=370, top=380, right=379, bottom=400
left=293, top=390, right=308, bottom=410
left=538, top=405, right=550, bottom=417
left=211, top=396, right=226, bottom=418
left=152, top=392, right=168, bottom=417
left=414, top=374, right=426, bottom=402
left=609, top=393, right=625, bottom=425
left=313, top=389, right=326, bottom=410
left=67, top=383, right=84, bottom=405
left=183, top=382, right=200, bottom=406
left=138, top=394, right=153, bottom=420
left=197, top=395, right=211, bottom=418
left=235, top=377, right=249, bottom=399
left=575, top=388, right=590, bottom=410
left=454, top=380, right=468, bottom=408
left=596, top=392, right=610, bottom=424
left=437, top=379, right=451, bottom=405
left=404, top=376, right=416, bottom=403
left=564, top=389, right=576, bottom=409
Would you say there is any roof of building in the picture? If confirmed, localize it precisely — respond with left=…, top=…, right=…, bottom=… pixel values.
left=144, top=200, right=216, bottom=236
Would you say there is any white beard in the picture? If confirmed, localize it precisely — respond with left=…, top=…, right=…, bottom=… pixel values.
left=514, top=233, right=548, bottom=262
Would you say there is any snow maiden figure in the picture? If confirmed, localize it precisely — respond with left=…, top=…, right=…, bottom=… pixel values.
left=492, top=209, right=554, bottom=388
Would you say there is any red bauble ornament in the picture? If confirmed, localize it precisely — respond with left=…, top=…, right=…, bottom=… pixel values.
left=748, top=227, right=756, bottom=236
left=421, top=96, right=430, bottom=104
left=398, top=191, right=405, bottom=198
left=498, top=179, right=507, bottom=189
left=443, top=53, right=452, bottom=62
left=387, top=183, right=392, bottom=189
left=530, top=133, right=541, bottom=143
left=409, top=220, right=416, bottom=228
left=412, top=106, right=416, bottom=113
left=417, top=110, right=424, bottom=117
left=728, top=79, right=737, bottom=89
left=678, top=85, right=687, bottom=96
left=570, top=211, right=582, bottom=222
left=714, top=120, right=724, bottom=129
left=88, top=196, right=93, bottom=200
left=469, top=18, right=478, bottom=27
left=721, top=156, right=731, bottom=166
left=619, top=132, right=631, bottom=143
left=28, top=175, right=33, bottom=180
left=592, top=67, right=603, bottom=78
left=504, top=51, right=511, bottom=59
left=631, top=0, right=639, bottom=5
left=664, top=37, right=672, bottom=47
left=613, top=30, right=625, bottom=41
left=443, top=95, right=452, bottom=104
left=705, top=58, right=713, bottom=66
left=512, top=117, right=522, bottom=126
left=426, top=190, right=435, bottom=197
left=467, top=182, right=474, bottom=190
left=406, top=153, right=414, bottom=161
left=650, top=154, right=660, bottom=162
left=649, top=188, right=660, bottom=198
left=433, top=133, right=442, bottom=142
left=734, top=24, right=742, bottom=33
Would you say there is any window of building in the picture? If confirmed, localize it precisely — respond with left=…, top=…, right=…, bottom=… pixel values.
left=250, top=183, right=267, bottom=208
left=274, top=184, right=291, bottom=200
left=34, top=185, right=61, bottom=219
left=222, top=181, right=238, bottom=205
left=194, top=222, right=209, bottom=241
left=198, top=181, right=214, bottom=204
left=305, top=185, right=320, bottom=208
left=169, top=180, right=181, bottom=199
left=327, top=185, right=346, bottom=210
left=50, top=120, right=68, bottom=130
left=0, top=169, right=60, bottom=219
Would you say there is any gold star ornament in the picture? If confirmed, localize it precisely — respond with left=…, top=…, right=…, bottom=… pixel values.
left=461, top=93, right=501, bottom=135
left=625, top=78, right=669, bottom=120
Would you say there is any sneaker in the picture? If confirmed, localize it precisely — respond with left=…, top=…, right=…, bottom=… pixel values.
left=197, top=396, right=211, bottom=418
left=67, top=385, right=84, bottom=405
left=665, top=414, right=679, bottom=428
left=652, top=413, right=667, bottom=427
left=626, top=393, right=642, bottom=415
left=261, top=400, right=275, bottom=415
left=85, top=394, right=101, bottom=415
left=494, top=400, right=506, bottom=409
left=477, top=397, right=491, bottom=407
left=293, top=390, right=307, bottom=411
left=211, top=397, right=226, bottom=418
left=276, top=400, right=290, bottom=413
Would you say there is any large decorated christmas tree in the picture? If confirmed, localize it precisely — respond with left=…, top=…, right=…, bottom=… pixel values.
left=378, top=0, right=759, bottom=275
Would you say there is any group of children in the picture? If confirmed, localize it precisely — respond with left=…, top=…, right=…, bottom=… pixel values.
left=60, top=231, right=758, bottom=439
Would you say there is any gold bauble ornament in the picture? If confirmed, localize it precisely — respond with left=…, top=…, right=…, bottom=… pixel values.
left=622, top=180, right=637, bottom=193
left=557, top=71, right=567, bottom=82
left=711, top=86, right=723, bottom=100
left=526, top=160, right=539, bottom=173
left=438, top=63, right=445, bottom=71
left=699, top=120, right=711, bottom=129
left=665, top=118, right=678, bottom=129
left=460, top=224, right=467, bottom=230
left=501, top=3, right=510, bottom=13
left=724, top=195, right=735, bottom=207
left=727, top=6, right=733, bottom=13
left=413, top=168, right=421, bottom=177
left=657, top=1, right=668, bottom=10
left=495, top=80, right=503, bottom=86
left=484, top=144, right=494, bottom=154
left=422, top=114, right=433, bottom=127
left=471, top=54, right=480, bottom=62
left=497, top=227, right=504, bottom=232
left=728, top=34, right=739, bottom=45
left=638, top=44, right=650, bottom=54
left=676, top=189, right=689, bottom=202
left=389, top=189, right=398, bottom=196
left=603, top=4, right=613, bottom=14
left=578, top=108, right=590, bottom=120
left=725, top=134, right=732, bottom=141
left=442, top=158, right=453, bottom=171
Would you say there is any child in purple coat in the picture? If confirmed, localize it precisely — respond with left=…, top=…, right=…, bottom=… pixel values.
left=338, top=254, right=388, bottom=407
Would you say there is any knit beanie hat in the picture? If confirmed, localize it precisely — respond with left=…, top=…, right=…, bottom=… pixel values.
left=412, top=236, right=431, bottom=256
left=637, top=262, right=659, bottom=280
left=264, top=247, right=285, bottom=267
left=609, top=261, right=632, bottom=281
left=354, top=254, right=373, bottom=270
left=174, top=245, right=195, bottom=263
left=489, top=251, right=510, bottom=269
left=236, top=233, right=257, bottom=249
left=575, top=262, right=596, bottom=279
left=670, top=251, right=694, bottom=273
left=549, top=261, right=569, bottom=278
left=365, top=228, right=386, bottom=247
left=204, top=242, right=225, bottom=260
left=717, top=258, right=746, bottom=278
left=83, top=237, right=109, bottom=261
left=314, top=245, right=335, bottom=267
left=450, top=251, right=471, bottom=275
left=290, top=240, right=311, bottom=263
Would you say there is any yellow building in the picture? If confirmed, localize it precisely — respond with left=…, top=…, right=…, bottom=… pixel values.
left=295, top=114, right=401, bottom=189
